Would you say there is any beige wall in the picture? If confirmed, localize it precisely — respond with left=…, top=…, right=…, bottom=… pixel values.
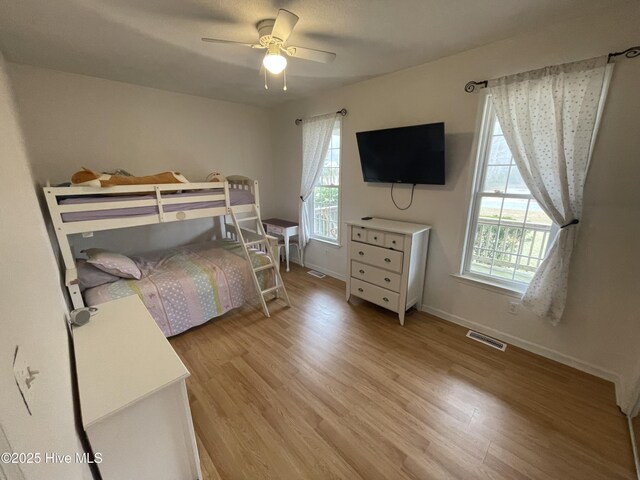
left=0, top=53, right=90, bottom=479
left=5, top=3, right=638, bottom=411
left=269, top=4, right=640, bottom=406
left=8, top=64, right=274, bottom=255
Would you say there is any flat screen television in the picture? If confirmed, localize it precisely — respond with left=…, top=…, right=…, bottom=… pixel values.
left=356, top=122, right=445, bottom=185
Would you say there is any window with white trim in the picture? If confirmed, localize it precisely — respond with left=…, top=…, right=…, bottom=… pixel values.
left=463, top=98, right=557, bottom=290
left=310, top=119, right=341, bottom=243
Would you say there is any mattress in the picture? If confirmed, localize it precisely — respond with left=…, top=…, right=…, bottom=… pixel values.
left=84, top=241, right=273, bottom=337
left=59, top=189, right=254, bottom=222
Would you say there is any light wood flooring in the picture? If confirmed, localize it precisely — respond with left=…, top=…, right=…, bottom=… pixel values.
left=170, top=265, right=636, bottom=480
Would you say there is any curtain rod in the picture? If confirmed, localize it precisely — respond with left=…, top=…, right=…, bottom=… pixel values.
left=464, top=45, right=640, bottom=93
left=295, top=108, right=347, bottom=125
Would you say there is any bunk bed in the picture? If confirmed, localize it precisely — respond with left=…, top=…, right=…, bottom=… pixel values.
left=44, top=176, right=290, bottom=336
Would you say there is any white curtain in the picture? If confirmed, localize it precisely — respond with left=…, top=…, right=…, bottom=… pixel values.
left=488, top=57, right=610, bottom=324
left=299, top=113, right=337, bottom=248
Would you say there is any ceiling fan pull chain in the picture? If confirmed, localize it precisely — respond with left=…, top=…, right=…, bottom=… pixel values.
left=264, top=69, right=268, bottom=90
left=283, top=69, right=287, bottom=91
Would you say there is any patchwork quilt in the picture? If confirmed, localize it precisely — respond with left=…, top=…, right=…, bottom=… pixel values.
left=84, top=241, right=273, bottom=336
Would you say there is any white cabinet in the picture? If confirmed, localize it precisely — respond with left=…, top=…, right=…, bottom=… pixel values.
left=346, top=218, right=431, bottom=325
left=72, top=295, right=202, bottom=480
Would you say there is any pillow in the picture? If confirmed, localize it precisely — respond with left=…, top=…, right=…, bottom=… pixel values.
left=206, top=172, right=226, bottom=182
left=76, top=259, right=121, bottom=291
left=83, top=248, right=142, bottom=279
left=71, top=167, right=189, bottom=187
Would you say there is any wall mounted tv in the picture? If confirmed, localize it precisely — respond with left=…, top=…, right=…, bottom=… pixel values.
left=356, top=122, right=445, bottom=185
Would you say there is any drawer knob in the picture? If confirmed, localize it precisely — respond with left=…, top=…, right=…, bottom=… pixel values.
left=384, top=258, right=391, bottom=262
left=359, top=269, right=365, bottom=274
left=384, top=277, right=390, bottom=282
left=383, top=297, right=389, bottom=302
left=374, top=236, right=378, bottom=240
left=359, top=251, right=364, bottom=256
left=357, top=233, right=361, bottom=237
left=392, top=240, right=396, bottom=244
left=358, top=288, right=364, bottom=292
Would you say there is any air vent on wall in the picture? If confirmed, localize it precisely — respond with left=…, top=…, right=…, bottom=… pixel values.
left=466, top=330, right=507, bottom=351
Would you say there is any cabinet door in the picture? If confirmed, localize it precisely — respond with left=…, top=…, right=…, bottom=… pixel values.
left=87, top=382, right=200, bottom=480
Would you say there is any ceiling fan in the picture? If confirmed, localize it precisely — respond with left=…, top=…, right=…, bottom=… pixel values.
left=202, top=9, right=336, bottom=90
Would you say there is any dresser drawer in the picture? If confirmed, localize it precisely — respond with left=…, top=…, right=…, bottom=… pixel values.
left=350, top=278, right=399, bottom=312
left=384, top=233, right=404, bottom=250
left=351, top=261, right=401, bottom=292
left=351, top=227, right=367, bottom=242
left=350, top=242, right=403, bottom=273
left=266, top=224, right=284, bottom=236
left=366, top=230, right=385, bottom=246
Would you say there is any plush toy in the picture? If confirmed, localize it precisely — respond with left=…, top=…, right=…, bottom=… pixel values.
left=206, top=172, right=226, bottom=182
left=71, top=167, right=189, bottom=187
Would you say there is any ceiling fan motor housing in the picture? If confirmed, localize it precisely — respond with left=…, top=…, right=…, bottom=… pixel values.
left=257, top=19, right=277, bottom=46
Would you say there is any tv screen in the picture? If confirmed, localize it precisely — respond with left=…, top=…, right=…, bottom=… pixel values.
left=356, top=122, right=445, bottom=185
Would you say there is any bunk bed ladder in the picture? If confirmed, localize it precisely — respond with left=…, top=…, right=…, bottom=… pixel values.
left=229, top=205, right=290, bottom=317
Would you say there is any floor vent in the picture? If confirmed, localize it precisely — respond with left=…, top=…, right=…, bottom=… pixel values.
left=307, top=270, right=327, bottom=279
left=466, top=330, right=507, bottom=351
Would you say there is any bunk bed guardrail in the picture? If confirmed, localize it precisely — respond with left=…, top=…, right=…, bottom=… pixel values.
left=43, top=177, right=261, bottom=310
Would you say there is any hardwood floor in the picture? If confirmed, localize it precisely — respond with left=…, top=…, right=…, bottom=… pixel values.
left=170, top=265, right=636, bottom=480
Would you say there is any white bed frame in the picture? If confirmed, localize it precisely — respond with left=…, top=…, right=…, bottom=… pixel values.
left=43, top=176, right=269, bottom=310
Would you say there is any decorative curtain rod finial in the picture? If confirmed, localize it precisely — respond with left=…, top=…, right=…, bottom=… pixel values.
left=464, top=80, right=488, bottom=93
left=608, top=45, right=640, bottom=62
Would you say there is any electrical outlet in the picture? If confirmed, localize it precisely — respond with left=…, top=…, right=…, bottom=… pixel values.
left=508, top=301, right=519, bottom=315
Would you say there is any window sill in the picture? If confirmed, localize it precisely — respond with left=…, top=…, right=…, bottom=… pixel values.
left=451, top=273, right=524, bottom=298
left=310, top=237, right=341, bottom=248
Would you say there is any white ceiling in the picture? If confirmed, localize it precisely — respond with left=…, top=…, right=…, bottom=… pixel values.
left=0, top=0, right=629, bottom=107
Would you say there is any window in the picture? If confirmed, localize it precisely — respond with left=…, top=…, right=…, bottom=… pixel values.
left=310, top=119, right=341, bottom=243
left=462, top=98, right=557, bottom=290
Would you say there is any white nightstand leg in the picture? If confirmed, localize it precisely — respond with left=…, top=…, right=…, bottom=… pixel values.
left=285, top=234, right=290, bottom=272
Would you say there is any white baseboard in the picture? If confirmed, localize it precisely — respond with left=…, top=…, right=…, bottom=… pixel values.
left=421, top=304, right=620, bottom=387
left=303, top=261, right=346, bottom=281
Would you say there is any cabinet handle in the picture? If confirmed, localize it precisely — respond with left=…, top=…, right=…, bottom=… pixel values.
left=359, top=251, right=364, bottom=256
left=383, top=297, right=389, bottom=302
left=357, top=233, right=361, bottom=237
left=358, top=288, right=364, bottom=292
left=359, top=269, right=365, bottom=274
left=384, top=277, right=390, bottom=282
left=392, top=240, right=396, bottom=244
left=384, top=258, right=391, bottom=262
left=374, top=236, right=378, bottom=240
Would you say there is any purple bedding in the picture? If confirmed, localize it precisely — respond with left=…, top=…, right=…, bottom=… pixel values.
left=59, top=189, right=254, bottom=222
left=84, top=241, right=274, bottom=337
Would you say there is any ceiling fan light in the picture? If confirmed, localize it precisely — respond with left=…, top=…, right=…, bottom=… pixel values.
left=263, top=52, right=287, bottom=74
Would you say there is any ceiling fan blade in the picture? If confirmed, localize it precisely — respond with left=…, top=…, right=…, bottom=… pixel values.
left=285, top=46, right=336, bottom=64
left=271, top=9, right=299, bottom=43
left=201, top=38, right=263, bottom=49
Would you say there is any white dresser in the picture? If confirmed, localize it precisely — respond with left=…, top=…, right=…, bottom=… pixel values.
left=72, top=295, right=202, bottom=480
left=346, top=218, right=431, bottom=325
